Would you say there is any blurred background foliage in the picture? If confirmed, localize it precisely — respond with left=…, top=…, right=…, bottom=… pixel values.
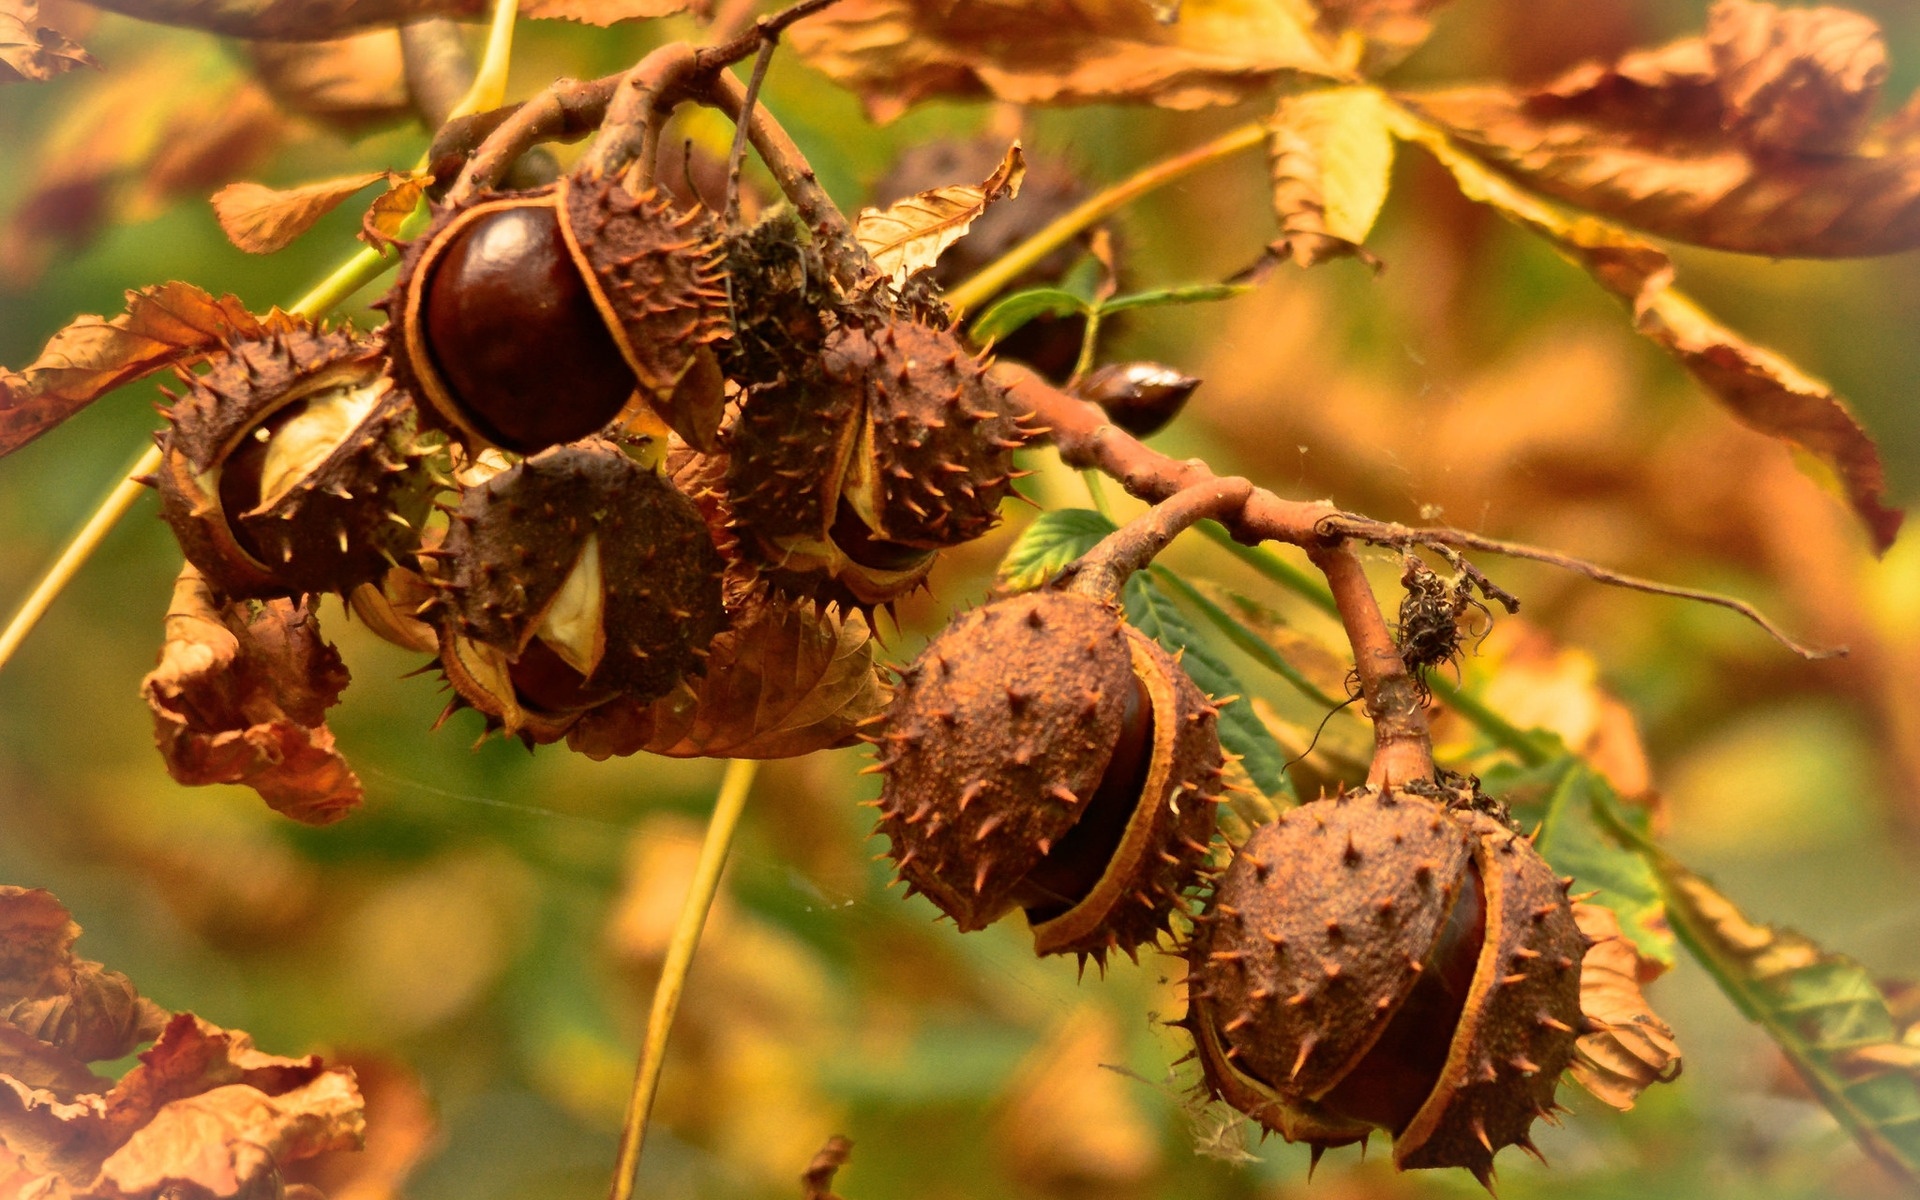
left=4, top=1, right=1920, bottom=1197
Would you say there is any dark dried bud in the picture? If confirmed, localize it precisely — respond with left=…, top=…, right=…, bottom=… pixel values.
left=1073, top=362, right=1200, bottom=438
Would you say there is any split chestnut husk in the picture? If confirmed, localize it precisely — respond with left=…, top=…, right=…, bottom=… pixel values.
left=383, top=176, right=729, bottom=456
left=872, top=591, right=1224, bottom=966
left=1182, top=784, right=1590, bottom=1186
left=154, top=323, right=432, bottom=600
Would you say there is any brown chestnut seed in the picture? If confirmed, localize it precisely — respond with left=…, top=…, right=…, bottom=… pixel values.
left=420, top=201, right=636, bottom=453
left=829, top=499, right=937, bottom=575
left=1074, top=362, right=1200, bottom=439
left=875, top=592, right=1223, bottom=964
left=1009, top=670, right=1154, bottom=920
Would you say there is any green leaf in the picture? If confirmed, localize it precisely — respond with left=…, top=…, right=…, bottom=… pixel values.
left=1644, top=850, right=1920, bottom=1186
left=1100, top=281, right=1255, bottom=315
left=994, top=508, right=1116, bottom=593
left=1125, top=570, right=1293, bottom=802
left=1485, top=752, right=1674, bottom=968
left=969, top=287, right=1088, bottom=345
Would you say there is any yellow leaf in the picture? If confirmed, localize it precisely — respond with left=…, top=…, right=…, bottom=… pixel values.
left=212, top=171, right=394, bottom=255
left=1269, top=85, right=1394, bottom=265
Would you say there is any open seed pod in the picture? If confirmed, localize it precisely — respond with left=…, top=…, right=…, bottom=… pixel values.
left=154, top=323, right=433, bottom=600
left=429, top=440, right=727, bottom=725
left=726, top=318, right=1032, bottom=606
left=382, top=176, right=729, bottom=456
left=872, top=590, right=1224, bottom=966
left=1183, top=785, right=1588, bottom=1186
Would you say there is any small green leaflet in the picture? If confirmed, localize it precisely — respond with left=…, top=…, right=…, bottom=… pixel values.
left=1483, top=752, right=1673, bottom=967
left=1126, top=571, right=1293, bottom=802
left=1653, top=853, right=1920, bottom=1185
left=995, top=508, right=1117, bottom=592
left=970, top=281, right=1253, bottom=346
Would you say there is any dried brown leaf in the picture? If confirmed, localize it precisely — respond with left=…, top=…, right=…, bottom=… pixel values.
left=1404, top=2, right=1920, bottom=258
left=1, top=1011, right=362, bottom=1196
left=1268, top=86, right=1393, bottom=267
left=519, top=0, right=694, bottom=23
left=799, top=1136, right=851, bottom=1200
left=141, top=567, right=363, bottom=826
left=284, top=1054, right=438, bottom=1200
left=1308, top=0, right=1452, bottom=73
left=359, top=174, right=429, bottom=252
left=1570, top=902, right=1681, bottom=1110
left=247, top=31, right=410, bottom=135
left=0, top=0, right=93, bottom=83
left=0, top=283, right=274, bottom=458
left=568, top=598, right=886, bottom=760
left=855, top=142, right=1026, bottom=284
left=212, top=172, right=392, bottom=255
left=789, top=0, right=1339, bottom=122
left=1396, top=114, right=1903, bottom=552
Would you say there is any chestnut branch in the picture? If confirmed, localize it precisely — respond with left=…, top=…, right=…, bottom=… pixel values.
left=1064, top=478, right=1253, bottom=604
left=1310, top=543, right=1435, bottom=787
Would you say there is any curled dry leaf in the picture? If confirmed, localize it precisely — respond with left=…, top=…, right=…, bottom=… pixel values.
left=246, top=31, right=410, bottom=136
left=567, top=597, right=886, bottom=760
left=788, top=0, right=1339, bottom=121
left=0, top=1011, right=364, bottom=1199
left=855, top=142, right=1026, bottom=285
left=799, top=1136, right=852, bottom=1200
left=1268, top=86, right=1394, bottom=267
left=1395, top=112, right=1903, bottom=553
left=359, top=173, right=429, bottom=252
left=0, top=283, right=280, bottom=459
left=1404, top=1, right=1920, bottom=258
left=0, top=889, right=169, bottom=1102
left=1569, top=902, right=1681, bottom=1111
left=140, top=566, right=363, bottom=826
left=283, top=1053, right=439, bottom=1200
left=0, top=0, right=93, bottom=83
left=213, top=172, right=395, bottom=255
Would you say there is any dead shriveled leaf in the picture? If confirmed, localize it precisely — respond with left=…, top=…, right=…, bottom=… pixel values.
left=856, top=142, right=1026, bottom=284
left=213, top=172, right=394, bottom=255
left=0, top=284, right=278, bottom=458
left=0, top=0, right=93, bottom=83
left=359, top=174, right=429, bottom=251
left=569, top=598, right=886, bottom=760
left=1268, top=86, right=1394, bottom=267
left=1394, top=112, right=1903, bottom=553
left=518, top=0, right=695, bottom=23
left=0, top=1011, right=364, bottom=1199
left=283, top=1054, right=439, bottom=1200
left=246, top=32, right=410, bottom=135
left=788, top=0, right=1339, bottom=121
left=140, top=567, right=363, bottom=826
left=1570, top=902, right=1682, bottom=1110
left=1308, top=0, right=1453, bottom=72
left=0, top=890, right=168, bottom=1102
left=799, top=1137, right=852, bottom=1200
left=1404, top=2, right=1920, bottom=258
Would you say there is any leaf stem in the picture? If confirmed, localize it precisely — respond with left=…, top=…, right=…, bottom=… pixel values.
left=0, top=444, right=161, bottom=674
left=608, top=757, right=759, bottom=1200
left=447, top=0, right=518, bottom=121
left=945, top=120, right=1268, bottom=315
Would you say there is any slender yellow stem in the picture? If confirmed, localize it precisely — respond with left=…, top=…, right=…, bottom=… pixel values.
left=945, top=120, right=1268, bottom=315
left=0, top=443, right=162, bottom=673
left=608, top=758, right=759, bottom=1200
left=448, top=0, right=519, bottom=121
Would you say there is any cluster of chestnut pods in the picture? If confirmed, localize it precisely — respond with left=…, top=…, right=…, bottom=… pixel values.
left=147, top=156, right=1594, bottom=1182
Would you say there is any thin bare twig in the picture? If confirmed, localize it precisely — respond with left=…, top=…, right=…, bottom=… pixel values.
left=724, top=36, right=778, bottom=227
left=1310, top=542, right=1434, bottom=787
left=1326, top=516, right=1845, bottom=661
